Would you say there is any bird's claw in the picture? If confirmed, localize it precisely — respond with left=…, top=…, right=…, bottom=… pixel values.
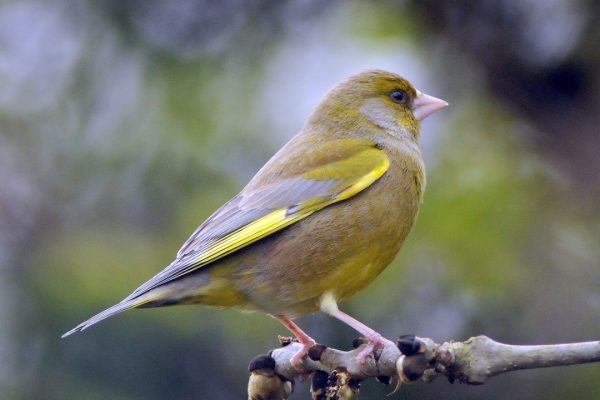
left=290, top=339, right=317, bottom=370
left=356, top=342, right=376, bottom=364
left=355, top=335, right=395, bottom=364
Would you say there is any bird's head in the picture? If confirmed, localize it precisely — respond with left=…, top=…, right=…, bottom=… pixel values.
left=308, top=70, right=447, bottom=140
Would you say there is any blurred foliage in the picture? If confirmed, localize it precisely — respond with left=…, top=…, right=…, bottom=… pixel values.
left=1, top=0, right=599, bottom=399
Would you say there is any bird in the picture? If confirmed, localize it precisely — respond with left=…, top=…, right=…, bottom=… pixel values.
left=62, top=69, right=447, bottom=367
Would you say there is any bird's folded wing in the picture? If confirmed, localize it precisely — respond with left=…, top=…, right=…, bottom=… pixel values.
left=127, top=139, right=389, bottom=299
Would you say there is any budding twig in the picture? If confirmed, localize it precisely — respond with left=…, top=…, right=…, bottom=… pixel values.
left=247, top=335, right=600, bottom=400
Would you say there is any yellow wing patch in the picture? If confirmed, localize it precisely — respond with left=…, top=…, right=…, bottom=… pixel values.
left=335, top=149, right=389, bottom=201
left=186, top=208, right=308, bottom=267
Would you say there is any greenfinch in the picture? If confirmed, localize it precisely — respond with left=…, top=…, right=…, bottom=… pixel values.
left=63, top=70, right=447, bottom=365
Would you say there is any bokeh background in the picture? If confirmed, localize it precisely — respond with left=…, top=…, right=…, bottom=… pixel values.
left=1, top=0, right=599, bottom=399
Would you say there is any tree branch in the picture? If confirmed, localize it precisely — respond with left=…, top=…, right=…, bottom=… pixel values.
left=433, top=336, right=600, bottom=384
left=247, top=335, right=600, bottom=399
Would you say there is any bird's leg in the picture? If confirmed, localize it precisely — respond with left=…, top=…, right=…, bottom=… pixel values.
left=320, top=292, right=395, bottom=364
left=274, top=315, right=317, bottom=370
left=328, top=308, right=395, bottom=363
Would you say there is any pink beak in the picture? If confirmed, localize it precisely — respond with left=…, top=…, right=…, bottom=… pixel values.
left=413, top=90, right=448, bottom=121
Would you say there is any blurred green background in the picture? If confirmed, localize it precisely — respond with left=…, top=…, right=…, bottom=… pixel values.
left=1, top=1, right=599, bottom=399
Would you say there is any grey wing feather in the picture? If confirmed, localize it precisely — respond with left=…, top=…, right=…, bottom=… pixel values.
left=126, top=177, right=338, bottom=299
left=177, top=178, right=337, bottom=258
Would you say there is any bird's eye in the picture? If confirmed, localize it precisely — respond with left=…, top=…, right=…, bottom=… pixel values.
left=389, top=89, right=408, bottom=104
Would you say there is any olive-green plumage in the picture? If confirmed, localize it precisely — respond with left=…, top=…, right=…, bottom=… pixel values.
left=63, top=70, right=447, bottom=339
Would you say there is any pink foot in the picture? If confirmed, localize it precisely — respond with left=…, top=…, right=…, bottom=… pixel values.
left=274, top=315, right=317, bottom=370
left=356, top=333, right=395, bottom=364
left=290, top=337, right=317, bottom=370
left=319, top=300, right=394, bottom=364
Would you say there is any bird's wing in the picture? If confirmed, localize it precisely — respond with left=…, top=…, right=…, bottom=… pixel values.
left=127, top=139, right=389, bottom=299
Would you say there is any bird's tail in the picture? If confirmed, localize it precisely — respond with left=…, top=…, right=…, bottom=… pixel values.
left=61, top=295, right=154, bottom=338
